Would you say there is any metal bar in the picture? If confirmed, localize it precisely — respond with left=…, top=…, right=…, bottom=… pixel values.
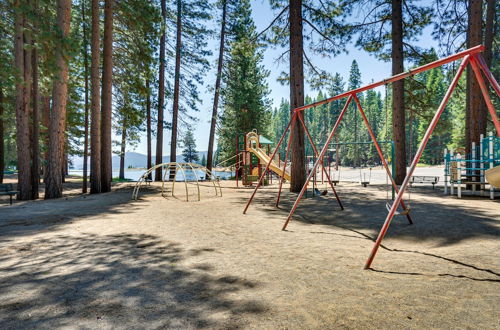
left=352, top=95, right=413, bottom=224
left=293, top=46, right=484, bottom=114
left=243, top=113, right=296, bottom=214
left=364, top=55, right=470, bottom=269
left=282, top=95, right=353, bottom=230
left=276, top=113, right=296, bottom=207
left=476, top=53, right=500, bottom=97
left=297, top=113, right=344, bottom=210
left=469, top=55, right=500, bottom=136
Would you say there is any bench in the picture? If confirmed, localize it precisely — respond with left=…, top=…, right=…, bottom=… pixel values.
left=0, top=183, right=18, bottom=205
left=410, top=176, right=439, bottom=189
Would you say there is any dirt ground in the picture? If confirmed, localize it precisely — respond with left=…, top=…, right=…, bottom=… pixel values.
left=0, top=177, right=499, bottom=329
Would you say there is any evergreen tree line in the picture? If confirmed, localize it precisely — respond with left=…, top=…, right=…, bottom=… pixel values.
left=0, top=0, right=498, bottom=200
left=270, top=54, right=498, bottom=167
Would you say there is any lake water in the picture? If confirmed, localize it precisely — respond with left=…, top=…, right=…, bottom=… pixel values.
left=69, top=169, right=235, bottom=181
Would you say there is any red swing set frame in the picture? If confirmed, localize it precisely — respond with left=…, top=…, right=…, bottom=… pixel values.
left=243, top=45, right=500, bottom=269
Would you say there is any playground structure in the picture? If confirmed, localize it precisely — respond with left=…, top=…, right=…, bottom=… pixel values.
left=444, top=132, right=500, bottom=199
left=243, top=45, right=500, bottom=269
left=217, top=130, right=293, bottom=187
left=132, top=162, right=222, bottom=201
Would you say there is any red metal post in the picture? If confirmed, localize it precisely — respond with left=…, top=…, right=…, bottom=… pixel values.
left=297, top=113, right=344, bottom=210
left=282, top=95, right=353, bottom=230
left=243, top=114, right=296, bottom=214
left=364, top=55, right=471, bottom=269
left=292, top=46, right=485, bottom=114
left=276, top=113, right=296, bottom=207
left=352, top=95, right=413, bottom=224
left=476, top=54, right=500, bottom=98
left=469, top=55, right=500, bottom=135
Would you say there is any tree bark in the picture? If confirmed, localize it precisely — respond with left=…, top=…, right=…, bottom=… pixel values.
left=82, top=0, right=90, bottom=193
left=289, top=0, right=306, bottom=192
left=483, top=0, right=495, bottom=67
left=100, top=0, right=114, bottom=192
left=155, top=0, right=167, bottom=181
left=31, top=0, right=40, bottom=199
left=146, top=78, right=152, bottom=179
left=42, top=95, right=50, bottom=182
left=90, top=0, right=101, bottom=193
left=0, top=85, right=4, bottom=184
left=170, top=0, right=182, bottom=170
left=466, top=0, right=484, bottom=159
left=45, top=0, right=71, bottom=199
left=119, top=117, right=126, bottom=180
left=391, top=0, right=406, bottom=185
left=14, top=0, right=32, bottom=200
left=207, top=0, right=227, bottom=172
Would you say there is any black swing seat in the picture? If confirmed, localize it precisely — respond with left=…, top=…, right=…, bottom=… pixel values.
left=385, top=201, right=410, bottom=215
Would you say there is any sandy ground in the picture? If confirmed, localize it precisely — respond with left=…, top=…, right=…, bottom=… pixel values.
left=0, top=177, right=499, bottom=329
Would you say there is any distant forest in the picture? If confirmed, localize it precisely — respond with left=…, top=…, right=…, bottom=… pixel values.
left=0, top=0, right=498, bottom=200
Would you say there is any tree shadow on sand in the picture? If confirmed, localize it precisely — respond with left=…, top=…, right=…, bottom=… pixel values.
left=243, top=184, right=500, bottom=281
left=0, top=186, right=164, bottom=239
left=0, top=233, right=266, bottom=328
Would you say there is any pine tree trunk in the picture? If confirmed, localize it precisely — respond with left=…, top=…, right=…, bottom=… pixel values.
left=155, top=0, right=166, bottom=181
left=170, top=0, right=182, bottom=171
left=289, top=0, right=306, bottom=192
left=0, top=85, right=4, bottom=184
left=82, top=0, right=89, bottom=193
left=466, top=0, right=484, bottom=159
left=45, top=0, right=71, bottom=199
left=391, top=0, right=406, bottom=185
left=31, top=41, right=40, bottom=199
left=42, top=95, right=50, bottom=182
left=90, top=0, right=101, bottom=193
left=100, top=0, right=114, bottom=192
left=119, top=117, right=126, bottom=180
left=146, top=78, right=152, bottom=179
left=207, top=0, right=227, bottom=172
left=14, top=1, right=32, bottom=200
left=483, top=0, right=495, bottom=67
left=31, top=1, right=40, bottom=199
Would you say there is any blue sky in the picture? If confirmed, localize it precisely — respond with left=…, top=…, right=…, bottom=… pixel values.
left=132, top=0, right=437, bottom=155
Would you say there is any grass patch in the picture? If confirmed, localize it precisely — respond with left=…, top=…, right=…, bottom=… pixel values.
left=112, top=177, right=133, bottom=182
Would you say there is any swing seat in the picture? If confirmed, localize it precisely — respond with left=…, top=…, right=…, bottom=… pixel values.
left=385, top=202, right=410, bottom=216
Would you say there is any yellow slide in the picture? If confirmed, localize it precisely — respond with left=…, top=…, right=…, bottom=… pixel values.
left=485, top=166, right=500, bottom=188
left=247, top=146, right=291, bottom=181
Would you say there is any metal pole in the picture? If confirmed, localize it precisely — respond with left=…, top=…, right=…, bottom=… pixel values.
left=469, top=56, right=500, bottom=135
left=276, top=113, right=296, bottom=207
left=476, top=53, right=500, bottom=98
left=292, top=46, right=484, bottom=114
left=243, top=113, right=296, bottom=214
left=364, top=55, right=470, bottom=269
left=352, top=95, right=412, bottom=224
left=296, top=113, right=344, bottom=209
left=282, top=95, right=353, bottom=230
left=391, top=142, right=396, bottom=200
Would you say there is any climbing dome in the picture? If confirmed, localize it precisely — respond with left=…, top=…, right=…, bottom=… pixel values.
left=132, top=162, right=222, bottom=201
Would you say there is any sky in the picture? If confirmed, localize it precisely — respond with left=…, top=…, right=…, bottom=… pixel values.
left=132, top=0, right=437, bottom=156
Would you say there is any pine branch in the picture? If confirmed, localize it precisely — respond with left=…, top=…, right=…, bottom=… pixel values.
left=256, top=5, right=289, bottom=40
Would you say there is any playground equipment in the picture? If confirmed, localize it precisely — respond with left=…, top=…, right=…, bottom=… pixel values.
left=444, top=132, right=500, bottom=199
left=132, top=162, right=222, bottom=201
left=243, top=45, right=500, bottom=269
left=228, top=130, right=291, bottom=187
left=245, top=131, right=290, bottom=182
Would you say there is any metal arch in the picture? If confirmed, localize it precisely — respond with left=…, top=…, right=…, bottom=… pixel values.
left=177, top=163, right=190, bottom=201
left=132, top=162, right=223, bottom=201
left=186, top=163, right=201, bottom=201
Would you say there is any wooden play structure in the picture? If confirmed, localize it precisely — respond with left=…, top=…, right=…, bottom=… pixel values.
left=132, top=162, right=222, bottom=201
left=217, top=130, right=292, bottom=187
left=243, top=45, right=500, bottom=269
left=444, top=132, right=500, bottom=199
